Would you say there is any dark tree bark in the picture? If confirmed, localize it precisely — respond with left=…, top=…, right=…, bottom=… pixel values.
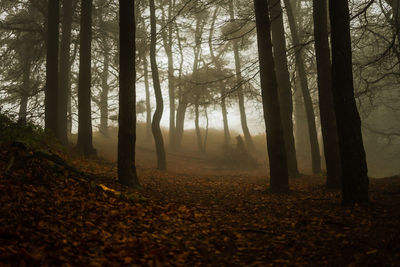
left=191, top=13, right=205, bottom=154
left=220, top=83, right=231, bottom=146
left=284, top=0, right=321, bottom=174
left=229, top=0, right=255, bottom=152
left=313, top=0, right=341, bottom=189
left=269, top=0, right=299, bottom=177
left=194, top=97, right=204, bottom=153
left=150, top=0, right=166, bottom=170
left=254, top=0, right=289, bottom=192
left=18, top=59, right=31, bottom=125
left=209, top=7, right=231, bottom=146
left=329, top=0, right=369, bottom=204
left=77, top=0, right=95, bottom=156
left=99, top=48, right=109, bottom=136
left=175, top=20, right=186, bottom=149
left=76, top=0, right=95, bottom=156
left=118, top=0, right=139, bottom=187
left=143, top=55, right=152, bottom=139
left=18, top=95, right=28, bottom=125
left=58, top=0, right=73, bottom=145
left=45, top=0, right=60, bottom=136
left=161, top=0, right=176, bottom=150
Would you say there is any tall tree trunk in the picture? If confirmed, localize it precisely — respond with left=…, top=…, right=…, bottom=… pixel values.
left=194, top=98, right=203, bottom=153
left=209, top=7, right=231, bottom=146
left=143, top=55, right=152, bottom=139
left=329, top=0, right=369, bottom=204
left=175, top=20, right=186, bottom=149
left=18, top=95, right=28, bottom=125
left=313, top=0, right=341, bottom=189
left=18, top=58, right=31, bottom=125
left=99, top=48, right=109, bottom=136
left=269, top=0, right=299, bottom=177
left=190, top=13, right=204, bottom=153
left=118, top=0, right=139, bottom=187
left=229, top=0, right=255, bottom=152
left=161, top=0, right=176, bottom=150
left=254, top=0, right=289, bottom=192
left=58, top=0, right=73, bottom=145
left=150, top=0, right=166, bottom=170
left=45, top=0, right=60, bottom=137
left=175, top=102, right=187, bottom=148
left=220, top=83, right=231, bottom=146
left=203, top=106, right=209, bottom=152
left=284, top=0, right=321, bottom=174
left=76, top=0, right=95, bottom=156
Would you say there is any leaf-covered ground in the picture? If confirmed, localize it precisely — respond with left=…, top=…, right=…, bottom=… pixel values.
left=1, top=140, right=400, bottom=266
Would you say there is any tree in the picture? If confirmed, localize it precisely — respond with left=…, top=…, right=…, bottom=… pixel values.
left=58, top=0, right=74, bottom=145
left=118, top=0, right=139, bottom=187
left=45, top=0, right=60, bottom=136
left=76, top=0, right=95, bottom=156
left=254, top=0, right=289, bottom=192
left=284, top=0, right=321, bottom=174
left=269, top=0, right=299, bottom=177
left=150, top=0, right=166, bottom=170
left=329, top=0, right=369, bottom=204
left=229, top=0, right=255, bottom=152
left=313, top=0, right=341, bottom=189
left=160, top=0, right=176, bottom=150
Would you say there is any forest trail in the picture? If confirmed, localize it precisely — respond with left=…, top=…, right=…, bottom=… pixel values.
left=1, top=141, right=400, bottom=266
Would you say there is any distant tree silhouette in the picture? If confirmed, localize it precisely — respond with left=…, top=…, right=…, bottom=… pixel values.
left=45, top=0, right=60, bottom=137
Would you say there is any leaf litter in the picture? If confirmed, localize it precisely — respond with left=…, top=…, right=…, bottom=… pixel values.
left=0, top=142, right=400, bottom=266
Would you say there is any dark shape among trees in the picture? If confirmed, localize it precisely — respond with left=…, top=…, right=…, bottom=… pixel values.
left=269, top=0, right=299, bottom=178
left=58, top=0, right=74, bottom=145
left=284, top=0, right=321, bottom=175
left=118, top=0, right=139, bottom=187
left=45, top=0, right=60, bottom=136
left=254, top=0, right=289, bottom=192
left=313, top=0, right=341, bottom=189
left=150, top=0, right=166, bottom=170
left=329, top=0, right=369, bottom=204
left=76, top=0, right=95, bottom=156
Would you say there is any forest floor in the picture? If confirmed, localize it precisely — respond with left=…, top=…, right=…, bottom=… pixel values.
left=1, top=122, right=400, bottom=266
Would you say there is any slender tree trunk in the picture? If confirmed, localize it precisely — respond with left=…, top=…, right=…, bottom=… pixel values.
left=203, top=106, right=209, bottom=152
left=45, top=0, right=60, bottom=136
left=209, top=7, right=231, bottom=146
left=190, top=13, right=204, bottom=153
left=284, top=0, right=321, bottom=174
left=76, top=0, right=95, bottom=156
left=161, top=0, right=176, bottom=150
left=329, top=0, right=369, bottom=204
left=269, top=0, right=299, bottom=177
left=220, top=83, right=231, bottom=146
left=150, top=0, right=166, bottom=170
left=18, top=95, right=28, bottom=125
left=229, top=0, right=255, bottom=152
left=143, top=55, right=152, bottom=139
left=58, top=0, right=73, bottom=145
left=313, top=0, right=341, bottom=189
left=99, top=49, right=109, bottom=136
left=118, top=0, right=139, bottom=187
left=194, top=98, right=203, bottom=153
left=175, top=20, right=186, bottom=149
left=254, top=0, right=289, bottom=192
left=18, top=59, right=31, bottom=125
